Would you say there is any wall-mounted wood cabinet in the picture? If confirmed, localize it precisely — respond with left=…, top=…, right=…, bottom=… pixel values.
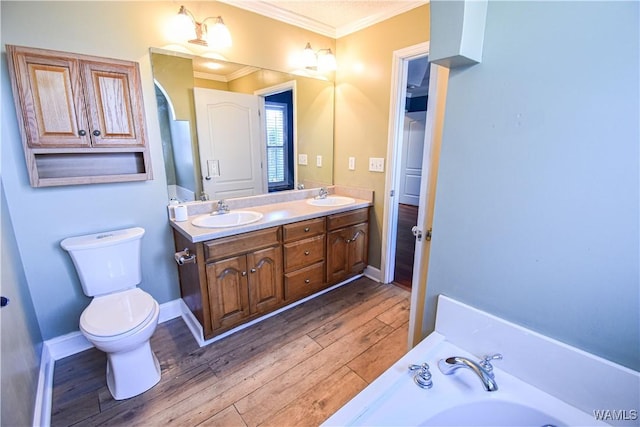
left=6, top=45, right=152, bottom=187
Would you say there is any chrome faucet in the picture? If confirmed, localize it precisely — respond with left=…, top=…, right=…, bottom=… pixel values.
left=438, top=354, right=502, bottom=392
left=213, top=199, right=230, bottom=215
left=316, top=187, right=329, bottom=199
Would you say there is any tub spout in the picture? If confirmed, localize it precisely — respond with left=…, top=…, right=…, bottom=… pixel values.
left=438, top=355, right=501, bottom=392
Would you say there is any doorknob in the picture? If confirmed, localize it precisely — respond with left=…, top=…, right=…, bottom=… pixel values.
left=411, top=226, right=422, bottom=241
left=412, top=227, right=432, bottom=242
left=1, top=296, right=9, bottom=307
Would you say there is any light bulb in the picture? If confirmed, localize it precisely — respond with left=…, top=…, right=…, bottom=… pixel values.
left=171, top=6, right=197, bottom=42
left=207, top=17, right=232, bottom=49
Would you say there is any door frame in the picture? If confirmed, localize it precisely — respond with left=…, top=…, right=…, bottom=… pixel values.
left=254, top=80, right=298, bottom=188
left=381, top=42, right=448, bottom=347
left=381, top=42, right=430, bottom=284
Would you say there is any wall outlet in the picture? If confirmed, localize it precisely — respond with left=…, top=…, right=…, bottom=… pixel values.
left=348, top=157, right=356, bottom=170
left=298, top=154, right=308, bottom=165
left=316, top=155, right=322, bottom=167
left=369, top=157, right=385, bottom=172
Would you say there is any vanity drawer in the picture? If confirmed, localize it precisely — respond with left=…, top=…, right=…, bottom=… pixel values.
left=283, top=234, right=325, bottom=272
left=284, top=261, right=325, bottom=300
left=203, top=226, right=281, bottom=262
left=282, top=217, right=325, bottom=242
left=327, top=208, right=369, bottom=231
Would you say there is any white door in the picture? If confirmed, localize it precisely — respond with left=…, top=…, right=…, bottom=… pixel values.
left=399, top=111, right=427, bottom=205
left=194, top=88, right=265, bottom=199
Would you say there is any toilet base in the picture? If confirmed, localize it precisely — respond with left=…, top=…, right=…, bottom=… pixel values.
left=105, top=340, right=161, bottom=400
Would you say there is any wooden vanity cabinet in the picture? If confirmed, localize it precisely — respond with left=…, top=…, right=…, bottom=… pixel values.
left=326, top=208, right=369, bottom=284
left=6, top=45, right=151, bottom=187
left=174, top=206, right=370, bottom=340
left=282, top=217, right=326, bottom=301
left=203, top=227, right=283, bottom=333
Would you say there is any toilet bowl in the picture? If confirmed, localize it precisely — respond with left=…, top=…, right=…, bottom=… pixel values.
left=61, top=227, right=161, bottom=400
left=80, top=287, right=161, bottom=400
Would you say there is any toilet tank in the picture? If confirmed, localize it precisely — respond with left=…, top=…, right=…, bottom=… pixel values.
left=61, top=227, right=145, bottom=297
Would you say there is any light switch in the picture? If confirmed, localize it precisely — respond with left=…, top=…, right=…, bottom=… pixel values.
left=348, top=157, right=356, bottom=170
left=316, top=155, right=322, bottom=167
left=298, top=154, right=308, bottom=165
left=369, top=157, right=385, bottom=172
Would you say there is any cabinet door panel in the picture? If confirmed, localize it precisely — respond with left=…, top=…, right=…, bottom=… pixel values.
left=326, top=228, right=350, bottom=284
left=13, top=52, right=89, bottom=147
left=83, top=61, right=145, bottom=146
left=206, top=256, right=250, bottom=331
left=247, top=246, right=283, bottom=314
left=347, top=223, right=369, bottom=274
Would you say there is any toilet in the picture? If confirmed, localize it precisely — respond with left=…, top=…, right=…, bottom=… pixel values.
left=61, top=227, right=161, bottom=400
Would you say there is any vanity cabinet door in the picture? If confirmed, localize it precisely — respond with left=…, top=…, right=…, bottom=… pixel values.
left=206, top=255, right=250, bottom=331
left=326, top=222, right=369, bottom=285
left=247, top=245, right=283, bottom=315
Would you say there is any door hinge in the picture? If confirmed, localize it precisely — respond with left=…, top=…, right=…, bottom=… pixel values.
left=425, top=228, right=432, bottom=241
left=390, top=190, right=395, bottom=197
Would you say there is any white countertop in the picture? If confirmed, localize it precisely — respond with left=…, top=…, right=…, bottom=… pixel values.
left=169, top=188, right=372, bottom=243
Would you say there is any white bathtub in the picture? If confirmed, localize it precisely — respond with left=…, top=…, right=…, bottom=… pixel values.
left=324, top=296, right=639, bottom=427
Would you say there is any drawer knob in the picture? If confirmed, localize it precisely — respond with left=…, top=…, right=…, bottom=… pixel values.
left=304, top=227, right=310, bottom=232
left=304, top=250, right=310, bottom=256
left=305, top=279, right=311, bottom=284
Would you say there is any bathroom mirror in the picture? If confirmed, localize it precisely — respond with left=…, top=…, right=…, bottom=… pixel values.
left=150, top=49, right=334, bottom=201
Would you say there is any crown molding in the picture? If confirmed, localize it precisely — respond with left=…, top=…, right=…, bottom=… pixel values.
left=335, top=1, right=427, bottom=38
left=220, top=0, right=428, bottom=39
left=220, top=0, right=337, bottom=38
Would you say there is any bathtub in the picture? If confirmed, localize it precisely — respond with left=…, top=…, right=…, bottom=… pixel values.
left=323, top=295, right=639, bottom=427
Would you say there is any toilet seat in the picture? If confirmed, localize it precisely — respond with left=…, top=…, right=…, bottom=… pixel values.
left=80, top=288, right=155, bottom=338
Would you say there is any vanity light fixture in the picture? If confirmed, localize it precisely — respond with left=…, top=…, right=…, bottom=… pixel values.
left=171, top=5, right=232, bottom=48
left=303, top=42, right=337, bottom=72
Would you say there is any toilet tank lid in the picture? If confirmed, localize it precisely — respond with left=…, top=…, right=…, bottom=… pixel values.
left=61, top=227, right=145, bottom=251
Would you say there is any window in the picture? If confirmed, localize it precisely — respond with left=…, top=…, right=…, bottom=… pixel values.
left=265, top=91, right=293, bottom=191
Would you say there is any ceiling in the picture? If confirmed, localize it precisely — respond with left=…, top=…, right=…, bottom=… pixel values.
left=220, top=0, right=428, bottom=38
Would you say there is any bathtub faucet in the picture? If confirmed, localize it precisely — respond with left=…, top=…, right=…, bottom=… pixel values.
left=438, top=354, right=502, bottom=392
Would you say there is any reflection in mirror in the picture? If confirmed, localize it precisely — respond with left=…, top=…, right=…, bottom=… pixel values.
left=150, top=49, right=334, bottom=202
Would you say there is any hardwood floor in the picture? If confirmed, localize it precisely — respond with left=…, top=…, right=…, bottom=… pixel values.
left=394, top=203, right=418, bottom=289
left=50, top=277, right=410, bottom=426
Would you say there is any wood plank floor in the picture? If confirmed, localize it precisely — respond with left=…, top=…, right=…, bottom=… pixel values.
left=394, top=203, right=418, bottom=290
left=50, top=277, right=410, bottom=426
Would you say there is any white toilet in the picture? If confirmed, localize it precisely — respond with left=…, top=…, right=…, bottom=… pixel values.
left=61, top=227, right=161, bottom=400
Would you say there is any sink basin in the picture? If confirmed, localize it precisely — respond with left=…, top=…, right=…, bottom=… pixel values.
left=192, top=211, right=263, bottom=228
left=307, top=196, right=355, bottom=207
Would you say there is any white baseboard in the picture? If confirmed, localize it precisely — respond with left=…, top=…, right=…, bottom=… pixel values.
left=34, top=298, right=183, bottom=427
left=32, top=344, right=53, bottom=427
left=363, top=265, right=382, bottom=282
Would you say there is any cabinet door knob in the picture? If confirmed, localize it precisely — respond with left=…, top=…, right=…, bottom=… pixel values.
left=304, top=227, right=310, bottom=232
left=78, top=129, right=87, bottom=136
left=304, top=279, right=310, bottom=284
left=304, top=250, right=310, bottom=256
left=250, top=268, right=256, bottom=273
left=241, top=271, right=247, bottom=276
left=93, top=130, right=101, bottom=137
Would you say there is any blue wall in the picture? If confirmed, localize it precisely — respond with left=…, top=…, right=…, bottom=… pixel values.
left=427, top=1, right=639, bottom=370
